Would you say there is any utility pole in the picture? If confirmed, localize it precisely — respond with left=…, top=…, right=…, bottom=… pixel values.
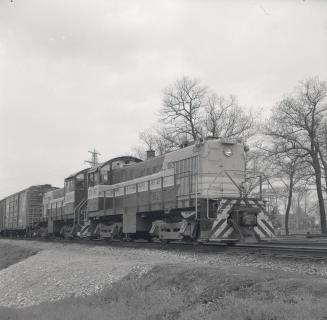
left=85, top=149, right=101, bottom=167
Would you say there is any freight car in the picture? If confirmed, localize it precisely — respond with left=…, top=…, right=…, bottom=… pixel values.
left=42, top=137, right=275, bottom=243
left=0, top=185, right=56, bottom=237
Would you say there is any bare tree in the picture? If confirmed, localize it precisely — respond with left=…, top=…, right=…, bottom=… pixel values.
left=266, top=77, right=327, bottom=233
left=317, top=122, right=327, bottom=194
left=133, top=128, right=179, bottom=159
left=204, top=93, right=254, bottom=139
left=271, top=153, right=305, bottom=235
left=255, top=139, right=312, bottom=234
left=292, top=184, right=312, bottom=231
left=155, top=127, right=183, bottom=152
left=135, top=76, right=257, bottom=165
left=161, top=76, right=207, bottom=140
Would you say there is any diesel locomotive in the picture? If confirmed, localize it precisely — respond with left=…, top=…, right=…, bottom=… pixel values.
left=0, top=137, right=275, bottom=243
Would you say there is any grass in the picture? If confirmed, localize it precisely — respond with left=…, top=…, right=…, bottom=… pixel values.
left=0, top=242, right=39, bottom=271
left=1, top=263, right=327, bottom=320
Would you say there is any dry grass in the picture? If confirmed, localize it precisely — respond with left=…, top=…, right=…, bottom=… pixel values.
left=1, top=263, right=327, bottom=320
left=0, top=242, right=39, bottom=271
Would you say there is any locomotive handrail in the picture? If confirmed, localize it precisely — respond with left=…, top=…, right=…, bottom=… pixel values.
left=73, top=198, right=87, bottom=227
left=224, top=171, right=243, bottom=195
left=77, top=198, right=88, bottom=226
left=203, top=170, right=274, bottom=220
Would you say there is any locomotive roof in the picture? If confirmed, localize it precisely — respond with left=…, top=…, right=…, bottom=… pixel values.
left=65, top=167, right=90, bottom=180
left=111, top=154, right=165, bottom=173
left=88, top=156, right=142, bottom=173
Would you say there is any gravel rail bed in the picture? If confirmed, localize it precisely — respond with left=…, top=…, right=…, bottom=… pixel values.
left=1, top=239, right=327, bottom=309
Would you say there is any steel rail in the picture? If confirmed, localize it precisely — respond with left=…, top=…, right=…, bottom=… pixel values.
left=4, top=236, right=327, bottom=261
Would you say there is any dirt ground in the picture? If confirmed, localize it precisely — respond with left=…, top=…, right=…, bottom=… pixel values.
left=0, top=242, right=39, bottom=271
left=1, top=239, right=327, bottom=320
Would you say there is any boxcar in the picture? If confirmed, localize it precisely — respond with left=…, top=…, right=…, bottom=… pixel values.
left=1, top=185, right=55, bottom=236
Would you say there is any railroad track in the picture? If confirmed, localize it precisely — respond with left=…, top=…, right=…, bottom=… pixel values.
left=4, top=236, right=327, bottom=262
left=262, top=235, right=327, bottom=247
left=223, top=242, right=327, bottom=261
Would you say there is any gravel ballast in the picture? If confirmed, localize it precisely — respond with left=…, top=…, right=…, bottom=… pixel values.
left=0, top=239, right=327, bottom=309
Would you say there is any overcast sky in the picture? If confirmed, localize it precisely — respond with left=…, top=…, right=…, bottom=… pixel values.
left=0, top=0, right=326, bottom=198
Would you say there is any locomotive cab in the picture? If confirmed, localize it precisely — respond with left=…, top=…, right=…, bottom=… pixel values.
left=87, top=156, right=142, bottom=214
left=86, top=156, right=142, bottom=239
left=64, top=168, right=89, bottom=216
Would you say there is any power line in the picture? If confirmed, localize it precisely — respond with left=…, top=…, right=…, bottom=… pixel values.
left=84, top=149, right=101, bottom=167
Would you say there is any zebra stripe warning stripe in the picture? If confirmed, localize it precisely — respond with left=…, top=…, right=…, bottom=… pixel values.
left=247, top=199, right=275, bottom=238
left=209, top=198, right=275, bottom=240
left=210, top=198, right=235, bottom=238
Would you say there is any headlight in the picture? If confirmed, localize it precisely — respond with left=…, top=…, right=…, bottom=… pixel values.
left=223, top=147, right=233, bottom=157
